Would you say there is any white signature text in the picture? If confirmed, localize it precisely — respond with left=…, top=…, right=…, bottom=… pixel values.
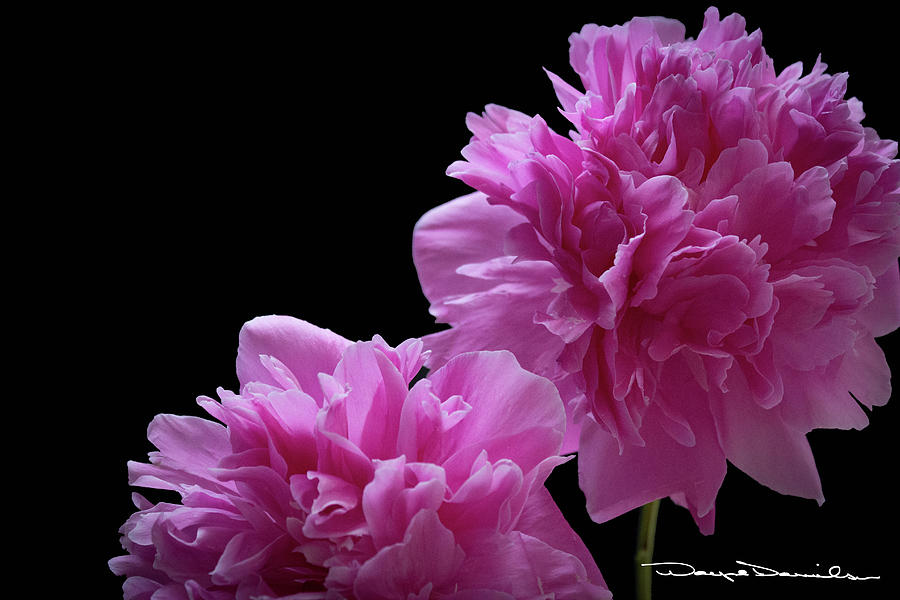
left=641, top=560, right=880, bottom=582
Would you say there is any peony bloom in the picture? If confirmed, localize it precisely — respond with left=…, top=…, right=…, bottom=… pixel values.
left=413, top=7, right=899, bottom=533
left=109, top=316, right=610, bottom=599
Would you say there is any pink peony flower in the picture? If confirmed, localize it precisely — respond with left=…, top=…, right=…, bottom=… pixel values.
left=413, top=7, right=899, bottom=533
left=109, top=316, right=610, bottom=599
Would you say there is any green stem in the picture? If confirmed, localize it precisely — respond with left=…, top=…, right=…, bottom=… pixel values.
left=635, top=499, right=661, bottom=600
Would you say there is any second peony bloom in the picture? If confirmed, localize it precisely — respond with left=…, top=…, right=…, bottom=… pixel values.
left=413, top=7, right=899, bottom=533
left=109, top=316, right=609, bottom=599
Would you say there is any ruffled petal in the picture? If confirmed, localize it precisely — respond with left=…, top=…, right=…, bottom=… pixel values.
left=236, top=316, right=351, bottom=398
left=352, top=510, right=465, bottom=600
left=426, top=350, right=566, bottom=483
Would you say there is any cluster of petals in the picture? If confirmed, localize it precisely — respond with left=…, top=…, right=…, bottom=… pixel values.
left=413, top=7, right=899, bottom=532
left=109, top=316, right=610, bottom=599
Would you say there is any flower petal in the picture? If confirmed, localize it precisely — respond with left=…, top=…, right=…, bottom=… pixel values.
left=426, top=350, right=566, bottom=484
left=457, top=529, right=611, bottom=599
left=514, top=486, right=608, bottom=592
left=236, top=315, right=351, bottom=398
left=579, top=403, right=726, bottom=534
left=353, top=510, right=465, bottom=600
left=413, top=192, right=528, bottom=321
left=711, top=366, right=824, bottom=503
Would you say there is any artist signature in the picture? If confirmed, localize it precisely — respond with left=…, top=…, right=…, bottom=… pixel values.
left=641, top=561, right=880, bottom=582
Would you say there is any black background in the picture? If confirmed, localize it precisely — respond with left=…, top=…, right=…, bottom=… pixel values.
left=42, top=1, right=896, bottom=597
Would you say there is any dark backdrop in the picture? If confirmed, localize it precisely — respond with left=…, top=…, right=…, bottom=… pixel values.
left=65, top=2, right=896, bottom=597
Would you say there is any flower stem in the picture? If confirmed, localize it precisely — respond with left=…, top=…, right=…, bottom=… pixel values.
left=635, top=499, right=661, bottom=600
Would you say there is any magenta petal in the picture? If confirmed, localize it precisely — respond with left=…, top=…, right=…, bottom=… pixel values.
left=457, top=530, right=611, bottom=599
left=115, top=322, right=607, bottom=596
left=560, top=404, right=582, bottom=454
left=252, top=388, right=320, bottom=475
left=515, top=486, right=608, bottom=591
left=236, top=315, right=351, bottom=397
left=304, top=466, right=368, bottom=533
left=353, top=510, right=465, bottom=600
left=360, top=457, right=408, bottom=548
left=838, top=335, right=892, bottom=409
left=362, top=457, right=447, bottom=549
left=711, top=368, right=824, bottom=503
left=210, top=531, right=289, bottom=586
left=120, top=576, right=162, bottom=600
left=402, top=5, right=897, bottom=539
left=440, top=457, right=524, bottom=542
left=427, top=350, right=566, bottom=479
left=780, top=367, right=870, bottom=433
left=857, top=261, right=900, bottom=337
left=332, top=342, right=409, bottom=460
left=579, top=404, right=726, bottom=533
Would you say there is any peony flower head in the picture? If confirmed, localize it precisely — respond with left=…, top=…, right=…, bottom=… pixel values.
left=109, top=316, right=610, bottom=599
left=413, top=7, right=899, bottom=533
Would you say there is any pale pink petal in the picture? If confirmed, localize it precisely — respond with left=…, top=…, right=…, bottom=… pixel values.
left=146, top=414, right=230, bottom=472
left=236, top=315, right=351, bottom=397
left=250, top=388, right=320, bottom=476
left=439, top=457, right=524, bottom=544
left=413, top=192, right=529, bottom=321
left=331, top=341, right=409, bottom=460
left=426, top=350, right=566, bottom=483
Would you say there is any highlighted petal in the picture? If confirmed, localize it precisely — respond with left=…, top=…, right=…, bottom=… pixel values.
left=236, top=316, right=351, bottom=398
